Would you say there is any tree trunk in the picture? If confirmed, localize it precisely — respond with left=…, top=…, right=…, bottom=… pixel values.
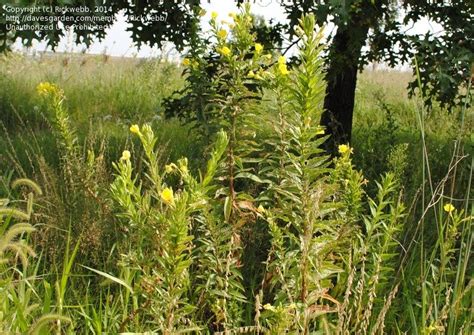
left=321, top=24, right=369, bottom=155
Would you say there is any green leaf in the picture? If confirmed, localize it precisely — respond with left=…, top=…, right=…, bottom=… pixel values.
left=224, top=196, right=232, bottom=223
left=81, top=265, right=134, bottom=294
left=235, top=172, right=272, bottom=184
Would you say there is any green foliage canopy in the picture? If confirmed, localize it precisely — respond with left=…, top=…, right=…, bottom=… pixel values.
left=263, top=0, right=473, bottom=109
left=1, top=0, right=201, bottom=51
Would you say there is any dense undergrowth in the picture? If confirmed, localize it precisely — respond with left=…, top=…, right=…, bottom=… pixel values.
left=0, top=5, right=472, bottom=334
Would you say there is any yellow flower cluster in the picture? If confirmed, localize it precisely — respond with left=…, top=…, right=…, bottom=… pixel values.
left=36, top=82, right=62, bottom=97
left=278, top=56, right=289, bottom=75
left=217, top=46, right=231, bottom=57
left=120, top=150, right=131, bottom=161
left=182, top=58, right=191, bottom=66
left=182, top=57, right=199, bottom=69
left=130, top=124, right=140, bottom=135
left=247, top=70, right=264, bottom=80
left=254, top=43, right=263, bottom=54
left=443, top=203, right=455, bottom=213
left=161, top=187, right=174, bottom=205
left=338, top=144, right=353, bottom=155
left=217, top=29, right=228, bottom=39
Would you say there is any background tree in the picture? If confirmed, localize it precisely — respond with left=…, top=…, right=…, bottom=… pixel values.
left=260, top=0, right=473, bottom=152
left=0, top=0, right=201, bottom=52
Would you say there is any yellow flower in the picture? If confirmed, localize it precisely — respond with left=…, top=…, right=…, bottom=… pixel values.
left=255, top=73, right=263, bottom=80
left=120, top=150, right=131, bottom=161
left=278, top=62, right=289, bottom=75
left=247, top=70, right=255, bottom=78
left=257, top=205, right=265, bottom=214
left=161, top=187, right=174, bottom=205
left=217, top=46, right=231, bottom=57
left=277, top=56, right=289, bottom=75
left=217, top=29, right=228, bottom=39
left=211, top=11, right=218, bottom=19
left=165, top=164, right=175, bottom=173
left=130, top=124, right=140, bottom=134
left=182, top=58, right=191, bottom=66
left=254, top=43, right=263, bottom=54
left=36, top=82, right=61, bottom=97
left=338, top=144, right=352, bottom=155
left=443, top=203, right=455, bottom=213
left=316, top=128, right=325, bottom=135
left=264, top=54, right=272, bottom=60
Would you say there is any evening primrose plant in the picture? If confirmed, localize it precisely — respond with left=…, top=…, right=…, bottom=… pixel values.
left=112, top=124, right=194, bottom=332
left=254, top=15, right=346, bottom=333
left=34, top=81, right=116, bottom=271
left=111, top=124, right=246, bottom=332
left=37, top=82, right=78, bottom=181
left=164, top=3, right=281, bottom=137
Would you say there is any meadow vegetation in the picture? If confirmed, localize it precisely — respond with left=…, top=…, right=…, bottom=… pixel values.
left=0, top=6, right=472, bottom=334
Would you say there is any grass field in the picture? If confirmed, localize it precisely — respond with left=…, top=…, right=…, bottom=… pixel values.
left=0, top=21, right=472, bottom=334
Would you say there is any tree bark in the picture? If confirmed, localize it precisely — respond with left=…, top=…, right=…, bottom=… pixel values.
left=321, top=24, right=369, bottom=155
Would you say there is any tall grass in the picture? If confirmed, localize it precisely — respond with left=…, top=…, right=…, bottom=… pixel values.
left=353, top=70, right=472, bottom=201
left=0, top=53, right=184, bottom=127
